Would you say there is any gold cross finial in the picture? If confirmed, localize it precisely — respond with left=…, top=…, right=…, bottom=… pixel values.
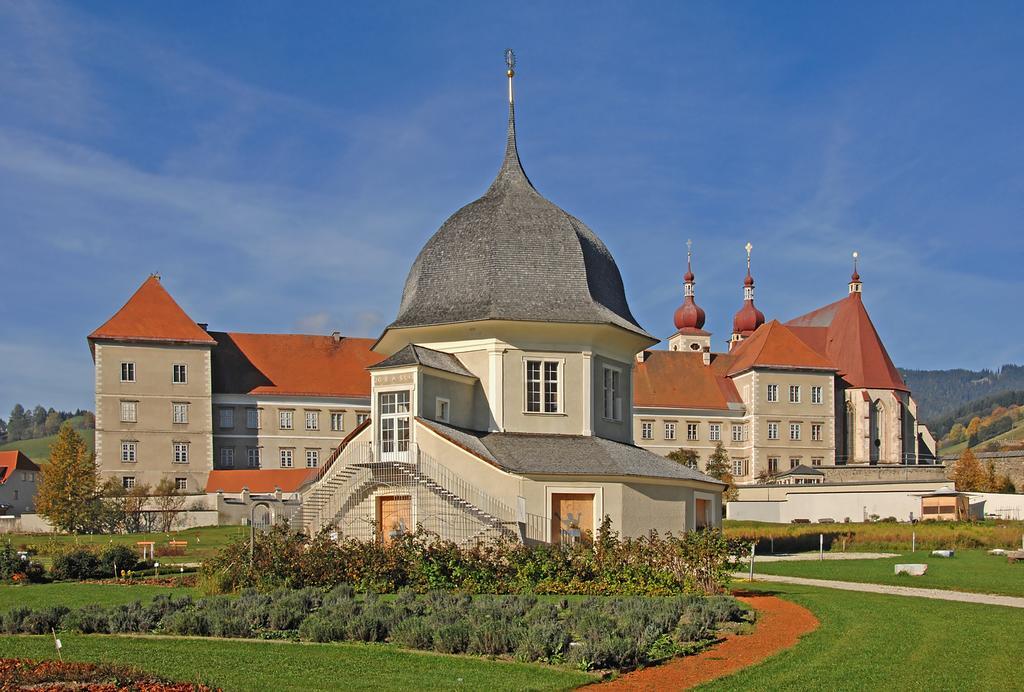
left=745, top=242, right=752, bottom=270
left=505, top=48, right=516, bottom=103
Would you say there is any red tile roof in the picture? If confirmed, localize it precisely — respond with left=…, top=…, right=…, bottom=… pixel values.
left=0, top=451, right=41, bottom=485
left=726, top=320, right=836, bottom=376
left=787, top=294, right=908, bottom=391
left=205, top=469, right=314, bottom=494
left=88, top=276, right=216, bottom=346
left=211, top=332, right=384, bottom=398
left=634, top=351, right=742, bottom=410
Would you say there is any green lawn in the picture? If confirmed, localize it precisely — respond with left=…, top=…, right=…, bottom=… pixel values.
left=4, top=525, right=248, bottom=565
left=0, top=635, right=595, bottom=691
left=705, top=582, right=1024, bottom=691
left=752, top=549, right=1024, bottom=597
left=0, top=582, right=197, bottom=609
left=0, top=416, right=94, bottom=463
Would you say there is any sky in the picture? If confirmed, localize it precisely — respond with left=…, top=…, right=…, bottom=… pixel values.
left=1, top=1, right=1023, bottom=416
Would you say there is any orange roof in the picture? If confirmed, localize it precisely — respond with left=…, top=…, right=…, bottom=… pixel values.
left=0, top=451, right=41, bottom=484
left=89, top=276, right=216, bottom=345
left=211, top=332, right=384, bottom=398
left=205, top=469, right=314, bottom=494
left=787, top=294, right=908, bottom=391
left=634, top=351, right=741, bottom=410
left=726, top=320, right=836, bottom=376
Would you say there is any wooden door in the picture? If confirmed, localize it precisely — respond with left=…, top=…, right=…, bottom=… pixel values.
left=695, top=498, right=711, bottom=529
left=551, top=493, right=594, bottom=544
left=377, top=495, right=412, bottom=543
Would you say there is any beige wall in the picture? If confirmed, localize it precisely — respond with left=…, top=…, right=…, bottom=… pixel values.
left=418, top=372, right=478, bottom=430
left=94, top=341, right=213, bottom=492
left=729, top=480, right=947, bottom=523
left=0, top=471, right=38, bottom=515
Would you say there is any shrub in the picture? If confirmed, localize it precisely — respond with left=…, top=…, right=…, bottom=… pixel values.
left=346, top=612, right=388, bottom=642
left=1, top=607, right=32, bottom=634
left=208, top=611, right=253, bottom=638
left=22, top=606, right=70, bottom=634
left=62, top=605, right=109, bottom=634
left=515, top=620, right=570, bottom=662
left=299, top=614, right=346, bottom=643
left=50, top=548, right=100, bottom=581
left=162, top=609, right=210, bottom=637
left=468, top=619, right=520, bottom=656
left=98, top=545, right=139, bottom=577
left=433, top=620, right=471, bottom=654
left=0, top=544, right=26, bottom=580
left=106, top=602, right=154, bottom=633
left=390, top=616, right=434, bottom=650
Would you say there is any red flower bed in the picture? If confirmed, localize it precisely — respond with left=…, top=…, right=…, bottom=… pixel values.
left=0, top=657, right=218, bottom=691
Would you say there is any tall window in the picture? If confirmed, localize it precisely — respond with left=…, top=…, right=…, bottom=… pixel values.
left=790, top=457, right=801, bottom=469
left=768, top=457, right=780, bottom=473
left=687, top=423, right=699, bottom=441
left=664, top=421, right=676, bottom=440
left=330, top=412, right=345, bottom=432
left=732, top=458, right=746, bottom=476
left=526, top=360, right=560, bottom=413
left=380, top=391, right=411, bottom=460
left=306, top=449, right=319, bottom=468
left=811, top=386, right=823, bottom=404
left=120, top=362, right=135, bottom=382
left=219, top=408, right=234, bottom=428
left=172, top=364, right=187, bottom=384
left=220, top=447, right=235, bottom=468
left=732, top=425, right=744, bottom=442
left=175, top=478, right=187, bottom=491
left=790, top=423, right=802, bottom=441
left=811, top=423, right=823, bottom=441
left=709, top=423, right=722, bottom=441
left=246, top=408, right=260, bottom=430
left=602, top=366, right=622, bottom=421
left=641, top=421, right=653, bottom=440
left=247, top=447, right=261, bottom=468
left=120, top=400, right=138, bottom=423
left=280, top=449, right=294, bottom=468
left=305, top=411, right=319, bottom=431
left=767, top=384, right=779, bottom=403
left=279, top=410, right=294, bottom=430
left=173, top=442, right=189, bottom=464
left=121, top=441, right=137, bottom=463
left=767, top=422, right=779, bottom=440
left=789, top=385, right=801, bottom=403
left=172, top=402, right=189, bottom=424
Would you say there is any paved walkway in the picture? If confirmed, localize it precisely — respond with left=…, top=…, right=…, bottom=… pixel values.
left=736, top=573, right=1024, bottom=609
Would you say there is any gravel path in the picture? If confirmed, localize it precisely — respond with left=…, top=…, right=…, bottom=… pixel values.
left=737, top=573, right=1024, bottom=609
left=752, top=552, right=897, bottom=563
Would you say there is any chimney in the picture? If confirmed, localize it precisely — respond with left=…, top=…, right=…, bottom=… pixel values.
left=331, top=331, right=342, bottom=343
left=198, top=323, right=209, bottom=331
left=635, top=350, right=649, bottom=364
left=702, top=351, right=711, bottom=366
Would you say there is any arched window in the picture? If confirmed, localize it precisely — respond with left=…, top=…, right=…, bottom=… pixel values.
left=870, top=401, right=884, bottom=464
left=844, top=402, right=855, bottom=464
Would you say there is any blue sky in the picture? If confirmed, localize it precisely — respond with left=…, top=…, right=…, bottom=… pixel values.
left=1, top=1, right=1022, bottom=415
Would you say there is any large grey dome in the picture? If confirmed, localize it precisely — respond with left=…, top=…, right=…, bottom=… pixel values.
left=388, top=102, right=651, bottom=339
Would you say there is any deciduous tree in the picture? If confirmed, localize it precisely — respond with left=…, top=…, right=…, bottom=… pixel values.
left=153, top=478, right=187, bottom=532
left=667, top=448, right=699, bottom=469
left=704, top=441, right=737, bottom=502
left=950, top=448, right=986, bottom=492
left=34, top=423, right=101, bottom=533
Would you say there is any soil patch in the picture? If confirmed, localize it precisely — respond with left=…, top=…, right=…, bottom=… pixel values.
left=596, top=592, right=818, bottom=690
left=0, top=657, right=217, bottom=691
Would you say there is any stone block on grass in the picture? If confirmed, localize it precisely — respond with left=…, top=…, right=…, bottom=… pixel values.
left=895, top=564, right=928, bottom=576
left=931, top=550, right=954, bottom=558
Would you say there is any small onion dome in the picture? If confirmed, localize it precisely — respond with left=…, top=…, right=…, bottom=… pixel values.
left=733, top=300, right=765, bottom=335
left=744, top=272, right=755, bottom=287
left=683, top=268, right=695, bottom=283
left=851, top=269, right=860, bottom=282
left=674, top=295, right=706, bottom=331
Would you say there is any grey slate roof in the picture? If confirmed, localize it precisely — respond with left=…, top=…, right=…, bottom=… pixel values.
left=386, top=102, right=652, bottom=340
left=777, top=464, right=825, bottom=477
left=368, top=344, right=475, bottom=379
left=418, top=418, right=723, bottom=484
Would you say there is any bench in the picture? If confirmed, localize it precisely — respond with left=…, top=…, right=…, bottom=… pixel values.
left=167, top=541, right=188, bottom=548
left=1008, top=551, right=1024, bottom=565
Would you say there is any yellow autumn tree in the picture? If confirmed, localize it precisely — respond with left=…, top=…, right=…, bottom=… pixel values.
left=34, top=422, right=100, bottom=533
left=966, top=417, right=982, bottom=439
left=950, top=448, right=986, bottom=492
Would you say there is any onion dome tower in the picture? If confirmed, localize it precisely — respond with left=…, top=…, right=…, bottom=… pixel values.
left=730, top=242, right=765, bottom=348
left=668, top=240, right=711, bottom=352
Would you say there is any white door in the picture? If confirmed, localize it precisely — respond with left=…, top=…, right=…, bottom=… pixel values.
left=379, top=391, right=411, bottom=462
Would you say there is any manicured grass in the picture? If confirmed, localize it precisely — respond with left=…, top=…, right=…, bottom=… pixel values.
left=705, top=581, right=1024, bottom=691
left=0, top=582, right=197, bottom=609
left=0, top=416, right=94, bottom=463
left=3, top=525, right=248, bottom=565
left=0, top=634, right=596, bottom=691
left=752, top=549, right=1024, bottom=597
left=724, top=518, right=1024, bottom=552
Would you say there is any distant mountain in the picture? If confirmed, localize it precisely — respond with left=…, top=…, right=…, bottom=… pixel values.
left=899, top=364, right=1024, bottom=427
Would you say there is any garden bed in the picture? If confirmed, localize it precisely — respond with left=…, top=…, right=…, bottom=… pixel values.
left=0, top=657, right=217, bottom=691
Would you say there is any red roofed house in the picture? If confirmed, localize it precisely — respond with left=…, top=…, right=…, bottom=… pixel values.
left=633, top=247, right=937, bottom=484
left=88, top=274, right=382, bottom=498
left=0, top=451, right=41, bottom=516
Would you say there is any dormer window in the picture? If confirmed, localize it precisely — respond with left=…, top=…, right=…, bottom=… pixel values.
left=525, top=359, right=561, bottom=414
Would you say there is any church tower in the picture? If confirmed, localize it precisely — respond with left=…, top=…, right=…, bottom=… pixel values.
left=730, top=242, right=765, bottom=348
left=668, top=240, right=711, bottom=352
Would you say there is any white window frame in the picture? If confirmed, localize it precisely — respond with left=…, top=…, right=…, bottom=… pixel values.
left=120, top=362, right=135, bottom=383
left=664, top=421, right=677, bottom=440
left=246, top=408, right=260, bottom=430
left=173, top=442, right=189, bottom=464
left=219, top=408, right=235, bottom=429
left=732, top=424, right=744, bottom=442
left=280, top=448, right=294, bottom=468
left=767, top=457, right=780, bottom=473
left=175, top=477, right=187, bottom=491
left=120, top=400, right=138, bottom=423
left=247, top=447, right=261, bottom=469
left=305, top=410, right=319, bottom=431
left=641, top=420, right=653, bottom=440
left=172, top=363, right=187, bottom=385
left=121, top=441, right=137, bottom=463
left=330, top=411, right=345, bottom=432
left=524, top=358, right=563, bottom=414
left=767, top=384, right=779, bottom=403
left=172, top=402, right=189, bottom=425
left=602, top=365, right=622, bottom=421
left=379, top=390, right=411, bottom=462
left=790, top=423, right=802, bottom=441
left=767, top=422, right=779, bottom=440
left=305, top=449, right=320, bottom=468
left=709, top=423, right=722, bottom=442
left=220, top=447, right=235, bottom=468
left=279, top=409, right=294, bottom=430
left=732, top=458, right=746, bottom=476
left=356, top=413, right=369, bottom=426
left=435, top=397, right=450, bottom=423
left=790, top=456, right=801, bottom=469
left=686, top=422, right=699, bottom=442
left=789, top=385, right=801, bottom=403
left=811, top=386, right=823, bottom=405
left=811, top=423, right=823, bottom=442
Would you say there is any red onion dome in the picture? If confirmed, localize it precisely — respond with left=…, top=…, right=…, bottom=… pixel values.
left=733, top=301, right=765, bottom=334
left=674, top=296, right=706, bottom=331
left=851, top=269, right=860, bottom=282
left=744, top=272, right=754, bottom=287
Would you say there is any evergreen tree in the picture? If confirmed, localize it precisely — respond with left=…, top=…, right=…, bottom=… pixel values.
left=667, top=448, right=699, bottom=469
left=34, top=423, right=101, bottom=533
left=43, top=410, right=62, bottom=436
left=7, top=404, right=28, bottom=441
left=31, top=405, right=47, bottom=436
left=950, top=448, right=986, bottom=492
left=704, top=441, right=737, bottom=501
left=0, top=418, right=6, bottom=441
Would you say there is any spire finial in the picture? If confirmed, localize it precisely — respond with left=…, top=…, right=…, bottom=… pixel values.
left=505, top=48, right=515, bottom=104
left=849, top=250, right=863, bottom=295
left=745, top=242, right=753, bottom=270
left=686, top=238, right=693, bottom=271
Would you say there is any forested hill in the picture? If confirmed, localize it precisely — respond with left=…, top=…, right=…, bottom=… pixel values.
left=900, top=364, right=1024, bottom=426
